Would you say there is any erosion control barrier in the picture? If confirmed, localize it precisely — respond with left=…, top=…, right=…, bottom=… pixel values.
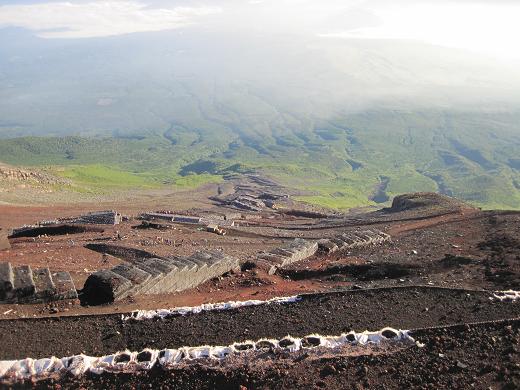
left=60, top=210, right=122, bottom=225
left=256, top=238, right=319, bottom=274
left=491, top=290, right=520, bottom=301
left=0, top=327, right=417, bottom=382
left=255, top=231, right=390, bottom=275
left=0, top=262, right=77, bottom=304
left=8, top=224, right=104, bottom=239
left=84, top=243, right=158, bottom=262
left=317, top=229, right=391, bottom=254
left=82, top=250, right=240, bottom=305
left=123, top=295, right=301, bottom=320
left=124, top=288, right=520, bottom=321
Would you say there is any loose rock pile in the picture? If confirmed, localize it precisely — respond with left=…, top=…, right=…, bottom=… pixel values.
left=0, top=262, right=77, bottom=304
left=0, top=163, right=66, bottom=185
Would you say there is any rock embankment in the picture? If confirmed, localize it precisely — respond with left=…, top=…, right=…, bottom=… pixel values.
left=0, top=164, right=65, bottom=185
left=0, top=262, right=77, bottom=304
left=82, top=251, right=240, bottom=305
left=388, top=192, right=473, bottom=213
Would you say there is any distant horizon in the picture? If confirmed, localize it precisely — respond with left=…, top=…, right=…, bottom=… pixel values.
left=0, top=0, right=519, bottom=61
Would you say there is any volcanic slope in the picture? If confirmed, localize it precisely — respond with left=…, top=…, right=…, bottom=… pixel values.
left=1, top=193, right=520, bottom=388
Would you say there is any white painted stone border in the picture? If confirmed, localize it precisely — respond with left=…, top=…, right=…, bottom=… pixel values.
left=0, top=327, right=418, bottom=381
left=122, top=295, right=301, bottom=320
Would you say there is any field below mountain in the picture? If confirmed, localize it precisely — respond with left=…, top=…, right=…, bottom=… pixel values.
left=0, top=109, right=519, bottom=210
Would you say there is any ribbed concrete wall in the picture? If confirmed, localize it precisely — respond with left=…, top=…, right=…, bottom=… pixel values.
left=257, top=238, right=319, bottom=274
left=318, top=230, right=391, bottom=254
left=0, top=262, right=77, bottom=304
left=255, top=231, right=391, bottom=274
left=82, top=251, right=240, bottom=305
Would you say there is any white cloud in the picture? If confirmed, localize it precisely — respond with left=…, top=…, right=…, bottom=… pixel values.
left=0, top=1, right=221, bottom=38
left=1, top=0, right=519, bottom=64
left=319, top=3, right=520, bottom=62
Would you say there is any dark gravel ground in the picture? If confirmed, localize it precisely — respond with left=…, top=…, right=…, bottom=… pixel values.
left=1, top=286, right=519, bottom=360
left=284, top=211, right=520, bottom=292
left=12, top=319, right=520, bottom=390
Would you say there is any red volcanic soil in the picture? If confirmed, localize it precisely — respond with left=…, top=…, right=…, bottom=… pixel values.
left=1, top=193, right=520, bottom=389
left=1, top=203, right=519, bottom=319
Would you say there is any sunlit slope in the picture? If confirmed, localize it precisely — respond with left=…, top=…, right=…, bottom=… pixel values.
left=1, top=109, right=519, bottom=209
left=1, top=31, right=519, bottom=208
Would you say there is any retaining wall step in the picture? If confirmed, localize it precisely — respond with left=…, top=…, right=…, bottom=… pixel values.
left=0, top=262, right=77, bottom=304
left=33, top=268, right=56, bottom=300
left=176, top=258, right=199, bottom=272
left=318, top=239, right=339, bottom=254
left=185, top=256, right=208, bottom=269
left=258, top=253, right=287, bottom=265
left=133, top=258, right=172, bottom=276
left=112, top=264, right=152, bottom=286
left=147, top=258, right=177, bottom=274
left=206, top=256, right=227, bottom=269
left=51, top=271, right=79, bottom=301
left=166, top=258, right=193, bottom=272
left=330, top=238, right=348, bottom=248
left=132, top=259, right=163, bottom=277
left=82, top=250, right=241, bottom=304
left=272, top=248, right=294, bottom=258
left=13, top=265, right=35, bottom=299
left=0, top=262, right=14, bottom=300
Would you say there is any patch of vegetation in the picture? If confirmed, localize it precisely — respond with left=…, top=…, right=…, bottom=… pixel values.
left=172, top=174, right=223, bottom=188
left=1, top=109, right=520, bottom=210
left=54, top=165, right=159, bottom=189
left=295, top=195, right=371, bottom=210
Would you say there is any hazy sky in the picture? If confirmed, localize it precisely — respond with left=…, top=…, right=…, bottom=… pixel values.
left=0, top=0, right=519, bottom=62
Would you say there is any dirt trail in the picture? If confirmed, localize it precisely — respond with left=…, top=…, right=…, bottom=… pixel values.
left=387, top=209, right=478, bottom=236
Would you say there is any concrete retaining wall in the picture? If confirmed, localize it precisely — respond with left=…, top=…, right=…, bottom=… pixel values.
left=318, top=230, right=391, bottom=254
left=0, top=262, right=77, bottom=304
left=257, top=239, right=319, bottom=274
left=82, top=251, right=240, bottom=305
